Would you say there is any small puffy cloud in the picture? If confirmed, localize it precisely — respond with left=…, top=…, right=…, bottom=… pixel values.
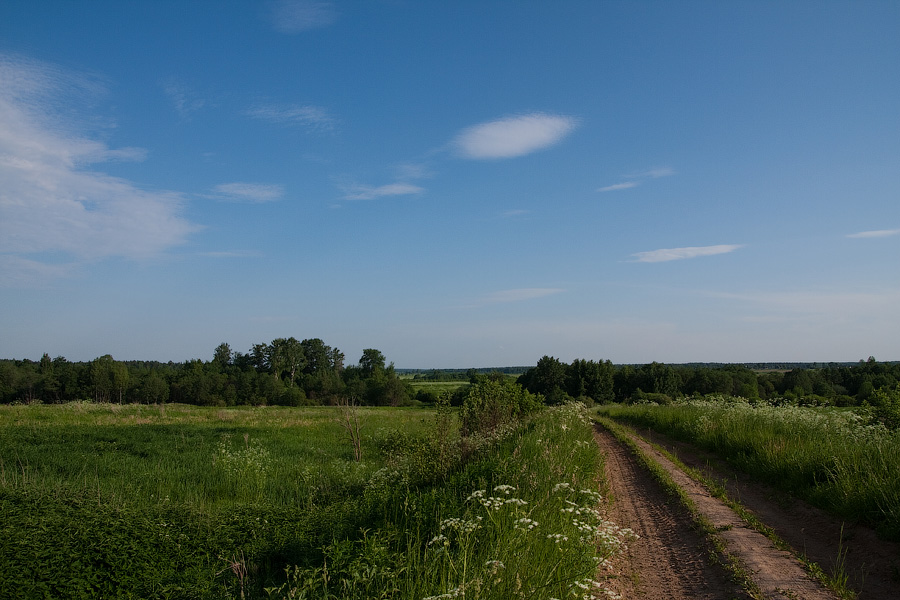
left=453, top=113, right=578, bottom=159
left=0, top=54, right=196, bottom=286
left=846, top=228, right=900, bottom=239
left=266, top=0, right=338, bottom=33
left=212, top=183, right=284, bottom=203
left=598, top=181, right=638, bottom=193
left=246, top=103, right=334, bottom=131
left=632, top=244, right=743, bottom=263
left=482, top=288, right=565, bottom=304
left=343, top=182, right=424, bottom=201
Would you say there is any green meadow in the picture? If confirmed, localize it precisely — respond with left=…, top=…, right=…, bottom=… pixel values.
left=1, top=395, right=628, bottom=599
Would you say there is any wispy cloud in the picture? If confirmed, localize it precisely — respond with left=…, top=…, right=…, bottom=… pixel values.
left=501, top=209, right=530, bottom=218
left=212, top=182, right=284, bottom=203
left=627, top=166, right=676, bottom=179
left=714, top=288, right=900, bottom=317
left=246, top=103, right=334, bottom=131
left=453, top=113, right=578, bottom=159
left=598, top=165, right=675, bottom=193
left=631, top=244, right=743, bottom=263
left=481, top=288, right=565, bottom=304
left=597, top=181, right=638, bottom=193
left=161, top=79, right=205, bottom=118
left=0, top=255, right=78, bottom=288
left=846, top=228, right=900, bottom=239
left=394, top=162, right=433, bottom=181
left=343, top=182, right=424, bottom=201
left=199, top=250, right=264, bottom=258
left=0, top=54, right=196, bottom=286
left=266, top=0, right=338, bottom=33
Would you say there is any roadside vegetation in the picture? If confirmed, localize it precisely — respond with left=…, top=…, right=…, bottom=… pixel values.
left=598, top=395, right=900, bottom=541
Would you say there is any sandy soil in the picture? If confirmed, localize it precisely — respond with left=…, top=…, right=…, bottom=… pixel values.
left=594, top=422, right=865, bottom=599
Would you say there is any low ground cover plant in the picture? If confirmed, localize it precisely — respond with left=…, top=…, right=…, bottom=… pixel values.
left=598, top=396, right=900, bottom=540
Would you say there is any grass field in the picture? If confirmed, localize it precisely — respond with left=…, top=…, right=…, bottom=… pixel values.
left=0, top=401, right=624, bottom=599
left=405, top=380, right=470, bottom=395
left=597, top=397, right=900, bottom=540
left=0, top=403, right=432, bottom=509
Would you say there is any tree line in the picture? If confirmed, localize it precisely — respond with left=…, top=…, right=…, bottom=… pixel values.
left=516, top=355, right=900, bottom=407
left=2, top=345, right=898, bottom=409
left=0, top=339, right=413, bottom=407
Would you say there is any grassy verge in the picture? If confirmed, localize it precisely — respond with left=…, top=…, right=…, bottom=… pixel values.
left=597, top=399, right=900, bottom=541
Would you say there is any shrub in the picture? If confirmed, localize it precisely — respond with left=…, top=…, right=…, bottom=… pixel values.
left=459, top=379, right=542, bottom=437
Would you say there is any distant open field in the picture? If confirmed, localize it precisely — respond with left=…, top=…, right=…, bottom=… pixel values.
left=404, top=379, right=470, bottom=394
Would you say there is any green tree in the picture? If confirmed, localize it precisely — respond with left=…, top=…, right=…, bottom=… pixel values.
left=270, top=337, right=306, bottom=387
left=91, top=355, right=116, bottom=403
left=359, top=348, right=386, bottom=378
left=213, top=343, right=233, bottom=369
left=140, top=371, right=170, bottom=404
left=519, top=355, right=568, bottom=403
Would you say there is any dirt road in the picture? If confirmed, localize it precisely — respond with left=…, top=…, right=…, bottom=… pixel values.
left=639, top=427, right=900, bottom=600
left=594, top=422, right=864, bottom=600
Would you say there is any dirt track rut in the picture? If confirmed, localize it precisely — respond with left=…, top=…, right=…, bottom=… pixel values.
left=595, top=423, right=840, bottom=600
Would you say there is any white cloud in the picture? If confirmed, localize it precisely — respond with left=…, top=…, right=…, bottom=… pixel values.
left=453, top=113, right=578, bottom=159
left=846, top=228, right=900, bottom=239
left=0, top=54, right=196, bottom=285
left=267, top=0, right=338, bottom=33
left=246, top=103, right=334, bottom=131
left=213, top=182, right=284, bottom=203
left=598, top=181, right=638, bottom=193
left=481, top=288, right=565, bottom=304
left=343, top=182, right=424, bottom=201
left=631, top=244, right=743, bottom=263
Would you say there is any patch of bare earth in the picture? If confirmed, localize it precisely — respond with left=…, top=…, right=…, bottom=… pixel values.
left=596, top=423, right=847, bottom=599
left=639, top=428, right=900, bottom=600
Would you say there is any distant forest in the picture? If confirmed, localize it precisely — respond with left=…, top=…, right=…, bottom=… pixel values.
left=1, top=340, right=898, bottom=408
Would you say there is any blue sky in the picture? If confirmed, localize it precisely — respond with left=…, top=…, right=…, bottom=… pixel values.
left=1, top=1, right=898, bottom=367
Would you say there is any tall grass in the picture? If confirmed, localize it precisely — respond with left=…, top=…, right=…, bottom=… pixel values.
left=598, top=397, right=900, bottom=540
left=266, top=402, right=634, bottom=600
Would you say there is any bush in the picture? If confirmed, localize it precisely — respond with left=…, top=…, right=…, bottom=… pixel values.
left=459, top=379, right=542, bottom=437
left=868, top=385, right=900, bottom=430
